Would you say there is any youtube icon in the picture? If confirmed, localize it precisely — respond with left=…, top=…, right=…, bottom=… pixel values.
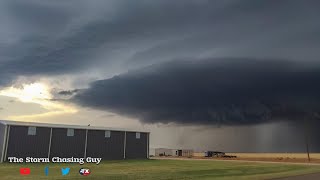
left=20, top=168, right=30, bottom=175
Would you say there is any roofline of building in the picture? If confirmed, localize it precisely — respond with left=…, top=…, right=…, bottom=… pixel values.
left=0, top=120, right=150, bottom=133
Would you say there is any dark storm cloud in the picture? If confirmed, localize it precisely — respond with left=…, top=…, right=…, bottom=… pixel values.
left=0, top=0, right=232, bottom=85
left=58, top=89, right=79, bottom=96
left=72, top=58, right=320, bottom=125
left=6, top=1, right=73, bottom=30
left=1, top=0, right=320, bottom=87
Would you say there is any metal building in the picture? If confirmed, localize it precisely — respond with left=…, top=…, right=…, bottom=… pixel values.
left=0, top=120, right=150, bottom=162
left=176, top=149, right=193, bottom=157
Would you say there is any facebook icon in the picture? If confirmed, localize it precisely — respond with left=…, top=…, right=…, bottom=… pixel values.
left=44, top=166, right=49, bottom=176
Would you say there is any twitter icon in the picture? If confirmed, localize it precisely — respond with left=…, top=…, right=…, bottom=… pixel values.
left=61, top=167, right=70, bottom=176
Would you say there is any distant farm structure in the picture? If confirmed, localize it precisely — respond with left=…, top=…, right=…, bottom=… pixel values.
left=155, top=148, right=193, bottom=157
left=154, top=148, right=236, bottom=158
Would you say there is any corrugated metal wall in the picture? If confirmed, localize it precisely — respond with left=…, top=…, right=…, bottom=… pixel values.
left=6, top=126, right=50, bottom=158
left=0, top=123, right=6, bottom=162
left=50, top=128, right=86, bottom=158
left=86, top=130, right=125, bottom=160
left=2, top=124, right=149, bottom=161
left=125, top=132, right=148, bottom=159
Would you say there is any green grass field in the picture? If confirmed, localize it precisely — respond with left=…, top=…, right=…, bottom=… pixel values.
left=0, top=159, right=320, bottom=180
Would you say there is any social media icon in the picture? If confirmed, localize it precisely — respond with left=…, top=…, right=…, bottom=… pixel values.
left=44, top=166, right=49, bottom=176
left=61, top=167, right=70, bottom=176
left=20, top=168, right=30, bottom=175
left=79, top=168, right=91, bottom=176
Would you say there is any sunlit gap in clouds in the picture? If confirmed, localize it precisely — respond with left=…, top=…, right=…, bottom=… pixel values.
left=0, top=83, right=77, bottom=120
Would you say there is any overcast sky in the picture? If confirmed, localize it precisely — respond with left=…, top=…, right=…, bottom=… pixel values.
left=1, top=0, right=320, bottom=152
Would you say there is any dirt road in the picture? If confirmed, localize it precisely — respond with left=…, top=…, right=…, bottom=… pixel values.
left=272, top=173, right=320, bottom=180
left=151, top=157, right=320, bottom=166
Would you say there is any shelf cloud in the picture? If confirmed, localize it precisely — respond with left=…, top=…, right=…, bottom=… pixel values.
left=72, top=58, right=320, bottom=125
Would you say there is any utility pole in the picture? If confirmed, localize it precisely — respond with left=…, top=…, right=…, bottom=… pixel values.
left=304, top=116, right=311, bottom=162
